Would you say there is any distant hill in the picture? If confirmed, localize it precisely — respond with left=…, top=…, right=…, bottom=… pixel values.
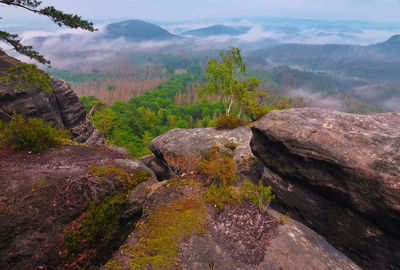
left=182, top=25, right=248, bottom=37
left=253, top=34, right=400, bottom=62
left=376, top=34, right=400, bottom=47
left=105, top=19, right=176, bottom=41
left=249, top=35, right=400, bottom=81
left=374, top=34, right=400, bottom=56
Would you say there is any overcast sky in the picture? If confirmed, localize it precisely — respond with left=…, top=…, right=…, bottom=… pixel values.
left=2, top=0, right=400, bottom=24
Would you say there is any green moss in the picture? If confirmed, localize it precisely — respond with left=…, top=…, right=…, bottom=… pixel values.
left=106, top=198, right=207, bottom=270
left=91, top=165, right=151, bottom=190
left=168, top=177, right=203, bottom=190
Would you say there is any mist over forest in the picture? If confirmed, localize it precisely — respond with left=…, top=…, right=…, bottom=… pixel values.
left=3, top=16, right=399, bottom=114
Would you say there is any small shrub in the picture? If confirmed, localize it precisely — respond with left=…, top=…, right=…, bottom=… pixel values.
left=63, top=199, right=120, bottom=265
left=2, top=114, right=70, bottom=152
left=83, top=200, right=120, bottom=246
left=90, top=166, right=151, bottom=196
left=215, top=114, right=244, bottom=130
left=280, top=213, right=290, bottom=225
left=204, top=184, right=241, bottom=209
left=199, top=146, right=237, bottom=186
left=164, top=153, right=200, bottom=177
left=224, top=140, right=238, bottom=151
left=241, top=180, right=274, bottom=213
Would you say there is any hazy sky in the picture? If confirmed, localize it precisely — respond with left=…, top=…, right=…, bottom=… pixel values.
left=2, top=0, right=400, bottom=24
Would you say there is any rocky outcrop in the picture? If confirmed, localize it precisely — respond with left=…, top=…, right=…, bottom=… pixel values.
left=105, top=177, right=361, bottom=270
left=181, top=208, right=362, bottom=270
left=150, top=127, right=264, bottom=183
left=0, top=144, right=148, bottom=269
left=250, top=107, right=400, bottom=270
left=0, top=51, right=103, bottom=144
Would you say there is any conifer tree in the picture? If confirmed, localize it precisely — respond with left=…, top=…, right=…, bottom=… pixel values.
left=0, top=0, right=96, bottom=65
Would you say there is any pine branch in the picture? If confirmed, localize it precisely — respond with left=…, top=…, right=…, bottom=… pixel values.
left=0, top=0, right=96, bottom=64
left=0, top=31, right=50, bottom=65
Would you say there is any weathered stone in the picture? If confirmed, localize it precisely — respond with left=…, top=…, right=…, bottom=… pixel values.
left=250, top=107, right=400, bottom=270
left=150, top=127, right=264, bottom=183
left=128, top=179, right=158, bottom=206
left=115, top=159, right=157, bottom=183
left=0, top=51, right=103, bottom=145
left=140, top=154, right=170, bottom=181
left=0, top=145, right=134, bottom=269
left=116, top=158, right=161, bottom=220
left=180, top=209, right=362, bottom=270
left=120, top=178, right=158, bottom=221
left=106, top=176, right=360, bottom=270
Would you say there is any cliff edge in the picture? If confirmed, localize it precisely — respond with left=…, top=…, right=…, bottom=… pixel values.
left=0, top=51, right=103, bottom=145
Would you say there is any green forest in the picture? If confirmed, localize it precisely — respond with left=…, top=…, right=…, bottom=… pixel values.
left=80, top=73, right=225, bottom=156
left=48, top=50, right=382, bottom=157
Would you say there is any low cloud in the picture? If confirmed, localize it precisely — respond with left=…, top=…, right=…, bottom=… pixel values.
left=287, top=88, right=347, bottom=112
left=382, top=97, right=400, bottom=111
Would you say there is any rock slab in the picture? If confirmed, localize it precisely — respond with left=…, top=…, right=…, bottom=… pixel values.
left=250, top=107, right=400, bottom=270
left=181, top=209, right=362, bottom=270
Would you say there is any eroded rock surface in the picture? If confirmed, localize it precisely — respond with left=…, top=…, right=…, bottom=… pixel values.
left=150, top=127, right=264, bottom=183
left=140, top=154, right=170, bottom=181
left=250, top=107, right=400, bottom=269
left=0, top=51, right=103, bottom=144
left=180, top=208, right=362, bottom=270
left=0, top=145, right=146, bottom=269
left=106, top=178, right=361, bottom=269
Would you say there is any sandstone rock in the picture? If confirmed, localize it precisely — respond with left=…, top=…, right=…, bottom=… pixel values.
left=120, top=178, right=158, bottom=221
left=250, top=107, right=400, bottom=269
left=180, top=209, right=362, bottom=270
left=105, top=178, right=361, bottom=270
left=0, top=52, right=103, bottom=145
left=51, top=77, right=104, bottom=144
left=140, top=154, right=170, bottom=180
left=115, top=159, right=161, bottom=220
left=0, top=145, right=134, bottom=269
left=150, top=127, right=264, bottom=183
left=115, top=159, right=157, bottom=183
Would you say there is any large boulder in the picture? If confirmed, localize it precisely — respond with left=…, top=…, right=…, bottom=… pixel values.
left=0, top=51, right=103, bottom=145
left=250, top=107, right=400, bottom=270
left=150, top=127, right=264, bottom=183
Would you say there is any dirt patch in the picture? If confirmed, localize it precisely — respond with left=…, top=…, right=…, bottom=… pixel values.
left=208, top=201, right=279, bottom=265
